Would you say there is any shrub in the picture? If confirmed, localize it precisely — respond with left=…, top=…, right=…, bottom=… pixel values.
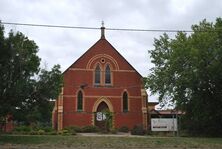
left=32, top=125, right=54, bottom=132
left=110, top=128, right=117, bottom=134
left=65, top=126, right=82, bottom=133
left=57, top=130, right=63, bottom=135
left=118, top=126, right=129, bottom=132
left=42, top=126, right=53, bottom=132
left=103, top=111, right=113, bottom=132
left=48, top=131, right=57, bottom=135
left=82, top=125, right=99, bottom=132
left=131, top=125, right=145, bottom=135
left=62, top=129, right=71, bottom=135
left=29, top=130, right=38, bottom=135
left=70, top=130, right=76, bottom=135
left=64, top=127, right=76, bottom=135
left=38, top=129, right=45, bottom=135
left=57, top=129, right=70, bottom=135
left=62, top=129, right=69, bottom=134
left=13, top=126, right=32, bottom=133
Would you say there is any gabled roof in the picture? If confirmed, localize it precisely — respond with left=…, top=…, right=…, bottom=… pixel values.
left=63, top=27, right=143, bottom=78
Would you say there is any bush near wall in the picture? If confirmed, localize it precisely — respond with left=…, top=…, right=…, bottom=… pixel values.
left=12, top=125, right=56, bottom=135
left=13, top=126, right=32, bottom=133
left=82, top=125, right=99, bottom=132
left=118, top=126, right=129, bottom=132
left=131, top=125, right=145, bottom=135
left=64, top=125, right=99, bottom=133
left=64, top=126, right=82, bottom=133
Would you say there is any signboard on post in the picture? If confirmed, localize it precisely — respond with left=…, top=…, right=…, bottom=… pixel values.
left=151, top=118, right=177, bottom=131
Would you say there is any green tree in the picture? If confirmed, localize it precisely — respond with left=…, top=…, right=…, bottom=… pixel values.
left=147, top=18, right=222, bottom=136
left=14, top=65, right=62, bottom=125
left=0, top=23, right=62, bottom=126
left=0, top=24, right=40, bottom=119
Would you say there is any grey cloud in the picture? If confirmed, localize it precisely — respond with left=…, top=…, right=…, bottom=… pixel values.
left=1, top=0, right=222, bottom=102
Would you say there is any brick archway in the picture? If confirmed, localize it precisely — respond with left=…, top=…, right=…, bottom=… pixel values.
left=92, top=97, right=114, bottom=113
left=94, top=101, right=109, bottom=129
left=92, top=97, right=114, bottom=128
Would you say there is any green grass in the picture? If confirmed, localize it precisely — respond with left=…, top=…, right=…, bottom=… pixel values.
left=0, top=135, right=222, bottom=148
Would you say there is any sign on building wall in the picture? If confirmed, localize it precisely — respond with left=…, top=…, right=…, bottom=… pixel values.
left=96, top=112, right=106, bottom=121
left=151, top=118, right=177, bottom=131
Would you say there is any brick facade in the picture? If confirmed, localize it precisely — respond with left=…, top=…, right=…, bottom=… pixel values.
left=52, top=27, right=148, bottom=130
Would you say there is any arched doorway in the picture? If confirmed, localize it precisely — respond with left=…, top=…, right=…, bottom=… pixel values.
left=95, top=101, right=109, bottom=129
left=92, top=97, right=114, bottom=130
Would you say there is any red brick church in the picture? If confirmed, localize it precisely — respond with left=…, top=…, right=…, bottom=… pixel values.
left=52, top=24, right=148, bottom=131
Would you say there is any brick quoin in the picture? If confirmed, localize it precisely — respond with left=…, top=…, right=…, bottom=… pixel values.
left=52, top=25, right=148, bottom=131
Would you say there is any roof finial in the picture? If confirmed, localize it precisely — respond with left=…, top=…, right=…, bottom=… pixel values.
left=101, top=20, right=105, bottom=39
left=102, top=20, right=104, bottom=27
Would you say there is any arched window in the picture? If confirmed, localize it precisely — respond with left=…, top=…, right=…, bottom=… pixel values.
left=105, top=65, right=111, bottom=84
left=77, top=90, right=83, bottom=111
left=95, top=65, right=101, bottom=84
left=123, top=92, right=128, bottom=112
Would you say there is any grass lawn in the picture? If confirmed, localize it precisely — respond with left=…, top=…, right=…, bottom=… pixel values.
left=0, top=134, right=222, bottom=149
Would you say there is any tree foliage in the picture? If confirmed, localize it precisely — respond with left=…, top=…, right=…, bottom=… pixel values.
left=0, top=24, right=62, bottom=125
left=14, top=65, right=63, bottom=124
left=147, top=18, right=222, bottom=136
left=0, top=25, right=40, bottom=118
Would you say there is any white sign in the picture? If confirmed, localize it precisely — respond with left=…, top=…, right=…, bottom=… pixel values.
left=151, top=118, right=177, bottom=131
left=96, top=112, right=106, bottom=121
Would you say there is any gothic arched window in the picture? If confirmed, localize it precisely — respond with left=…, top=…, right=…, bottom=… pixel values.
left=77, top=90, right=83, bottom=111
left=123, top=91, right=128, bottom=112
left=95, top=65, right=101, bottom=84
left=105, top=65, right=111, bottom=84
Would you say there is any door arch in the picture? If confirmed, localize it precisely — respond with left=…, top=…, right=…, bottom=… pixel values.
left=92, top=97, right=114, bottom=129
left=95, top=101, right=109, bottom=129
left=92, top=97, right=114, bottom=113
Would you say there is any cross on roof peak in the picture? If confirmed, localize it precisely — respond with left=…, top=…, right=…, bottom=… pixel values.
left=101, top=21, right=105, bottom=39
left=101, top=21, right=104, bottom=27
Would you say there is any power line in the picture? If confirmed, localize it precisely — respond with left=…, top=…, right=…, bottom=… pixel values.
left=1, top=22, right=100, bottom=30
left=1, top=21, right=193, bottom=33
left=107, top=27, right=193, bottom=33
left=1, top=21, right=221, bottom=33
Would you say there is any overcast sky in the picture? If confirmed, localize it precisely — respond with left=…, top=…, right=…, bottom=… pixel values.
left=0, top=0, right=222, bottom=102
